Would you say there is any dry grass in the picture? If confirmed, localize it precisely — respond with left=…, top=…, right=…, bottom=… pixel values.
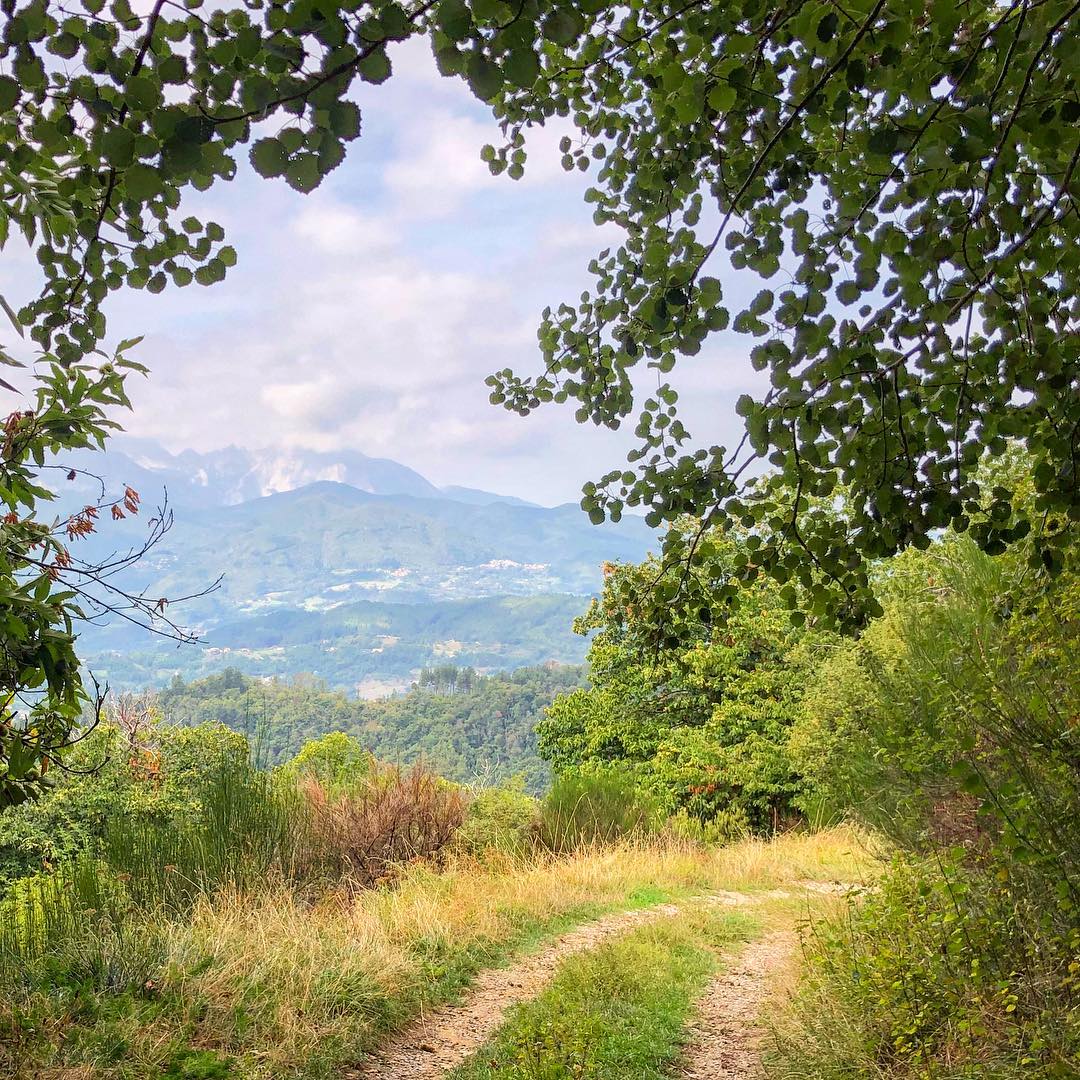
left=5, top=827, right=876, bottom=1079
left=156, top=827, right=876, bottom=1076
left=302, top=764, right=467, bottom=886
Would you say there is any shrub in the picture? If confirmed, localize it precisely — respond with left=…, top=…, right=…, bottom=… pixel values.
left=664, top=806, right=749, bottom=845
left=771, top=856, right=1080, bottom=1079
left=455, top=780, right=539, bottom=857
left=538, top=769, right=660, bottom=852
left=302, top=762, right=466, bottom=886
left=278, top=732, right=373, bottom=789
left=0, top=721, right=251, bottom=891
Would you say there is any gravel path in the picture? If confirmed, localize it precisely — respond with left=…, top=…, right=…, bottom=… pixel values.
left=675, top=929, right=798, bottom=1079
left=345, top=902, right=682, bottom=1080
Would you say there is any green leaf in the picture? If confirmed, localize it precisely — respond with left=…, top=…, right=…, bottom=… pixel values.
left=101, top=126, right=136, bottom=167
left=358, top=47, right=392, bottom=84
left=707, top=83, right=736, bottom=112
left=285, top=154, right=321, bottom=193
left=467, top=54, right=503, bottom=101
left=505, top=48, right=540, bottom=90
left=867, top=127, right=899, bottom=156
left=124, top=75, right=159, bottom=112
left=816, top=12, right=838, bottom=43
left=543, top=9, right=582, bottom=45
left=438, top=0, right=472, bottom=40
left=328, top=100, right=362, bottom=140
left=123, top=163, right=162, bottom=201
left=0, top=295, right=24, bottom=338
left=249, top=138, right=288, bottom=178
left=0, top=76, right=19, bottom=113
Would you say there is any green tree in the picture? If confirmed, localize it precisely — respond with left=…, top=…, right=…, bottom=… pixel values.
left=486, top=0, right=1080, bottom=627
left=3, top=0, right=1075, bottom=616
left=0, top=339, right=202, bottom=807
left=538, top=533, right=821, bottom=831
left=278, top=731, right=372, bottom=787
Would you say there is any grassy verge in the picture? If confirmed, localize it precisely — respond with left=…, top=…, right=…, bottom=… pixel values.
left=449, top=906, right=758, bottom=1080
left=766, top=857, right=1080, bottom=1080
left=0, top=827, right=871, bottom=1080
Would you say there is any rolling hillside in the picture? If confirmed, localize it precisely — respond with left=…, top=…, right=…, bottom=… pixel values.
left=64, top=441, right=654, bottom=690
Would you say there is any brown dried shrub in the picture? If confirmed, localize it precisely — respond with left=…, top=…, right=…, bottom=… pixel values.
left=301, top=763, right=466, bottom=887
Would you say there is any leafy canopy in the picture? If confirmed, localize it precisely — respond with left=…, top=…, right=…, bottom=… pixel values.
left=484, top=0, right=1080, bottom=626
left=1, top=0, right=1078, bottom=800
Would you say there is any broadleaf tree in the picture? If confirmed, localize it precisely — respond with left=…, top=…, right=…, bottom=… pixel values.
left=538, top=538, right=821, bottom=833
left=1, top=0, right=1078, bottom=795
left=483, top=0, right=1080, bottom=629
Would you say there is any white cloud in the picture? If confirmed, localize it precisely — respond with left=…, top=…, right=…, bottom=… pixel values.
left=292, top=202, right=397, bottom=255
left=384, top=111, right=497, bottom=217
left=5, top=31, right=758, bottom=508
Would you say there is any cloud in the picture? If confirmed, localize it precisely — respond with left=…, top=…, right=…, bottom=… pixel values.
left=383, top=110, right=497, bottom=217
left=9, top=33, right=759, bottom=508
left=292, top=203, right=397, bottom=255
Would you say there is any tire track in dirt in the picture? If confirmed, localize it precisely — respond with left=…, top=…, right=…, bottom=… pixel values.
left=675, top=929, right=798, bottom=1079
left=346, top=902, right=682, bottom=1080
left=347, top=881, right=848, bottom=1079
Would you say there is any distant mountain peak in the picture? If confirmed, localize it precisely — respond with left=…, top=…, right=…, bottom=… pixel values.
left=56, top=438, right=534, bottom=510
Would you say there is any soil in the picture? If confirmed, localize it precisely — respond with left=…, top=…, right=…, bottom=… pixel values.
left=675, top=929, right=798, bottom=1079
left=348, top=881, right=838, bottom=1079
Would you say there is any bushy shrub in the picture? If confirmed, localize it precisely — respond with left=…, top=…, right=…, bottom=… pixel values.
left=772, top=856, right=1080, bottom=1078
left=454, top=780, right=539, bottom=857
left=278, top=732, right=373, bottom=789
left=664, top=806, right=749, bottom=845
left=0, top=721, right=250, bottom=890
left=301, top=763, right=466, bottom=886
left=778, top=490, right=1080, bottom=1077
left=538, top=769, right=661, bottom=852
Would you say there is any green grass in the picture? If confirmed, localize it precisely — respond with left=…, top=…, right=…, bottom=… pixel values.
left=449, top=906, right=759, bottom=1080
left=0, top=828, right=868, bottom=1079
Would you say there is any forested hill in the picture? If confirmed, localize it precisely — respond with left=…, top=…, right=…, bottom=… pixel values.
left=157, top=664, right=588, bottom=792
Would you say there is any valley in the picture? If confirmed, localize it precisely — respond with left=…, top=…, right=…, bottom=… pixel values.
left=57, top=440, right=655, bottom=690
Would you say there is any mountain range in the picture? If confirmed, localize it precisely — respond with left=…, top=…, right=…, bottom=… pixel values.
left=57, top=441, right=655, bottom=693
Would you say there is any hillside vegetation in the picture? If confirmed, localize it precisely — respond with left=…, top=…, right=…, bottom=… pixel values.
left=156, top=663, right=585, bottom=789
left=91, top=594, right=595, bottom=691
left=0, top=709, right=866, bottom=1078
left=3, top=453, right=1077, bottom=1078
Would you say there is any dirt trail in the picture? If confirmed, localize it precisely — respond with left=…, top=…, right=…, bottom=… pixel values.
left=346, top=901, right=681, bottom=1080
left=348, top=882, right=844, bottom=1080
left=675, top=929, right=797, bottom=1079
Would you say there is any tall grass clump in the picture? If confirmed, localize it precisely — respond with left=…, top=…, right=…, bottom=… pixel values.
left=538, top=769, right=661, bottom=852
left=0, top=852, right=165, bottom=993
left=302, top=762, right=466, bottom=886
left=103, top=760, right=320, bottom=910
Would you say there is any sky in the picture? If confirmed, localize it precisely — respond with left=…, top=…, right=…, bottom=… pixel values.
left=1, top=37, right=767, bottom=508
